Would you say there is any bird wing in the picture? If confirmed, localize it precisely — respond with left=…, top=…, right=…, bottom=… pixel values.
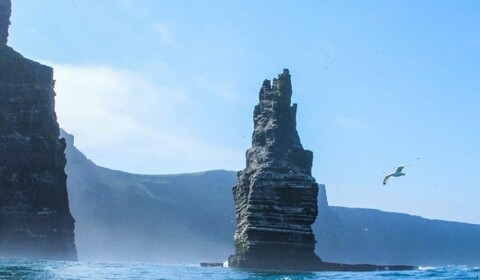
left=383, top=174, right=393, bottom=185
left=395, top=166, right=405, bottom=173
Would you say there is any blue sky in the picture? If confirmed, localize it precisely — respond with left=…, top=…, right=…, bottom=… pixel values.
left=8, top=0, right=480, bottom=224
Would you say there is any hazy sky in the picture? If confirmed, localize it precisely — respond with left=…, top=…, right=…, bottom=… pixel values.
left=9, top=0, right=480, bottom=224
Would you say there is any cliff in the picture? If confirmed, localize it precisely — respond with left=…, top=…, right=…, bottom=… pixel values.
left=316, top=206, right=480, bottom=266
left=0, top=0, right=77, bottom=260
left=61, top=130, right=237, bottom=262
left=61, top=129, right=480, bottom=266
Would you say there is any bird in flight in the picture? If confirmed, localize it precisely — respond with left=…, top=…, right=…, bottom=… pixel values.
left=383, top=166, right=407, bottom=185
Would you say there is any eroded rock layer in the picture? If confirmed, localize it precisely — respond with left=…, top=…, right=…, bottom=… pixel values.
left=229, top=69, right=322, bottom=270
left=0, top=0, right=77, bottom=260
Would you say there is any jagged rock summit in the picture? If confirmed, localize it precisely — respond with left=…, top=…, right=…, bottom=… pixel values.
left=0, top=0, right=77, bottom=260
left=0, top=0, right=10, bottom=45
left=228, top=69, right=414, bottom=271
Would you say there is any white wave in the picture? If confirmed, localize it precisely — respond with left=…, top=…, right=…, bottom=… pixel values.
left=418, top=266, right=436, bottom=270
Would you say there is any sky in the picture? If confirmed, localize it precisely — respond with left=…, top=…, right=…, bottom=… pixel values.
left=8, top=0, right=480, bottom=224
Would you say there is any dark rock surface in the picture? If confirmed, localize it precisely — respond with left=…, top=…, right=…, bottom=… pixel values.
left=0, top=0, right=10, bottom=45
left=0, top=0, right=77, bottom=260
left=200, top=263, right=224, bottom=267
left=228, top=69, right=413, bottom=271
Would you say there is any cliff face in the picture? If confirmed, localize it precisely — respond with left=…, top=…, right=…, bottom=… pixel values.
left=315, top=206, right=480, bottom=266
left=0, top=0, right=77, bottom=260
left=229, top=69, right=322, bottom=270
left=61, top=129, right=237, bottom=263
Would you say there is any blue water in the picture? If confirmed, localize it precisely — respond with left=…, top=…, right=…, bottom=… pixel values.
left=0, top=259, right=478, bottom=280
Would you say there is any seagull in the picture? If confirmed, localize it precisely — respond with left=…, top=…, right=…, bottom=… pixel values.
left=383, top=166, right=407, bottom=185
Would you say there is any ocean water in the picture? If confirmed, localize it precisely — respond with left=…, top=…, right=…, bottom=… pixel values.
left=0, top=259, right=478, bottom=280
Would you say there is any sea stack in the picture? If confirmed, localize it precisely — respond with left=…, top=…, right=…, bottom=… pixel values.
left=0, top=0, right=77, bottom=260
left=228, top=69, right=414, bottom=272
left=229, top=69, right=321, bottom=270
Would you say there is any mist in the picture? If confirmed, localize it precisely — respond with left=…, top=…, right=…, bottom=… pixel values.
left=62, top=130, right=237, bottom=263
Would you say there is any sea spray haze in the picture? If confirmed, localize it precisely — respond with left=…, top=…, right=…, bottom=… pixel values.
left=63, top=128, right=237, bottom=263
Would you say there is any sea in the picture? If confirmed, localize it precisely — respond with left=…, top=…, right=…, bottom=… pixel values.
left=0, top=259, right=478, bottom=280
